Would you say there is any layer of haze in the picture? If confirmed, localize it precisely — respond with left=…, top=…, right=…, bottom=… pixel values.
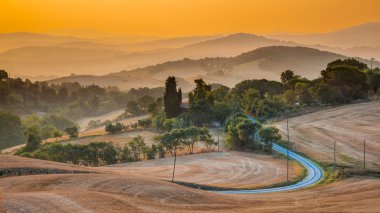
left=1, top=0, right=380, bottom=36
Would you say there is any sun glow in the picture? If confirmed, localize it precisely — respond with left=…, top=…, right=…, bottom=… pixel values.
left=1, top=0, right=380, bottom=36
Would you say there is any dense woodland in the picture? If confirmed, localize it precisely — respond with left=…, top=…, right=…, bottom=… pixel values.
left=0, top=70, right=163, bottom=119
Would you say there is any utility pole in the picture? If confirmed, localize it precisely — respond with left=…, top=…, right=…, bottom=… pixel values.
left=333, top=140, right=336, bottom=171
left=363, top=139, right=366, bottom=170
left=217, top=127, right=220, bottom=152
left=286, top=116, right=289, bottom=183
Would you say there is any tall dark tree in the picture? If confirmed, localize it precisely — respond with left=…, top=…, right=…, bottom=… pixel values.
left=164, top=76, right=181, bottom=118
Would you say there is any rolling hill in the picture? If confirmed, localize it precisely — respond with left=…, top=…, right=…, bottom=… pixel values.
left=48, top=46, right=364, bottom=91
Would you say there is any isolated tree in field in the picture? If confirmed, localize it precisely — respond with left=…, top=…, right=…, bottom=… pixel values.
left=155, top=129, right=187, bottom=182
left=164, top=76, right=182, bottom=118
left=64, top=126, right=79, bottom=138
left=259, top=127, right=281, bottom=153
left=0, top=111, right=25, bottom=150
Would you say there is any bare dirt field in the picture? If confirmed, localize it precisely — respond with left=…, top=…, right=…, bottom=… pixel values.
left=2, top=102, right=380, bottom=212
left=62, top=130, right=157, bottom=147
left=275, top=101, right=380, bottom=170
left=1, top=154, right=379, bottom=213
left=107, top=151, right=302, bottom=189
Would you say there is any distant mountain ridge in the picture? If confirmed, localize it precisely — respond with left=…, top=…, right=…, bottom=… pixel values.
left=268, top=22, right=380, bottom=60
left=268, top=22, right=380, bottom=48
left=1, top=22, right=380, bottom=79
left=0, top=33, right=301, bottom=77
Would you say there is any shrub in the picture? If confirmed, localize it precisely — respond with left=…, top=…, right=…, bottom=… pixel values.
left=105, top=122, right=125, bottom=133
left=64, top=126, right=79, bottom=138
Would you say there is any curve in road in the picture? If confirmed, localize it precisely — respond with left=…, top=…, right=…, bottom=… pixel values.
left=214, top=116, right=324, bottom=194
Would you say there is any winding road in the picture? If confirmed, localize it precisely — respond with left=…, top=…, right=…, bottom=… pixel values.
left=214, top=116, right=324, bottom=194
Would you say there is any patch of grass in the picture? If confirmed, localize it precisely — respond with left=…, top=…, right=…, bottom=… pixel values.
left=0, top=167, right=92, bottom=177
left=348, top=169, right=380, bottom=178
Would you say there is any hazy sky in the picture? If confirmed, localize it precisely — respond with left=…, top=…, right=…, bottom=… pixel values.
left=1, top=0, right=380, bottom=36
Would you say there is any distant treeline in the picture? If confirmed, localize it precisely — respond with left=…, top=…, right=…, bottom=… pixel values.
left=0, top=70, right=163, bottom=119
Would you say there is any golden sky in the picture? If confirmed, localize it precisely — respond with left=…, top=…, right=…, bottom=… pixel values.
left=1, top=0, right=380, bottom=36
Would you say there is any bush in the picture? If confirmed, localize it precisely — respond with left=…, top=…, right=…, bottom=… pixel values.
left=64, top=126, right=79, bottom=138
left=20, top=152, right=32, bottom=158
left=138, top=118, right=151, bottom=128
left=105, top=122, right=125, bottom=133
left=146, top=144, right=158, bottom=160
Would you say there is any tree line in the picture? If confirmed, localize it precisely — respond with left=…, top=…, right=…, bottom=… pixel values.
left=16, top=124, right=214, bottom=166
left=0, top=70, right=163, bottom=120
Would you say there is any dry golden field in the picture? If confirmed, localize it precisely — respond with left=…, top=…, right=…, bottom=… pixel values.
left=1, top=153, right=380, bottom=212
left=275, top=101, right=380, bottom=170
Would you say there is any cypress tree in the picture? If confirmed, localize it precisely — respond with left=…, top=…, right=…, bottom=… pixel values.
left=164, top=76, right=182, bottom=118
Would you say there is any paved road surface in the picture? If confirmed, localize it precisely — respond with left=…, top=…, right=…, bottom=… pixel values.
left=214, top=116, right=324, bottom=194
